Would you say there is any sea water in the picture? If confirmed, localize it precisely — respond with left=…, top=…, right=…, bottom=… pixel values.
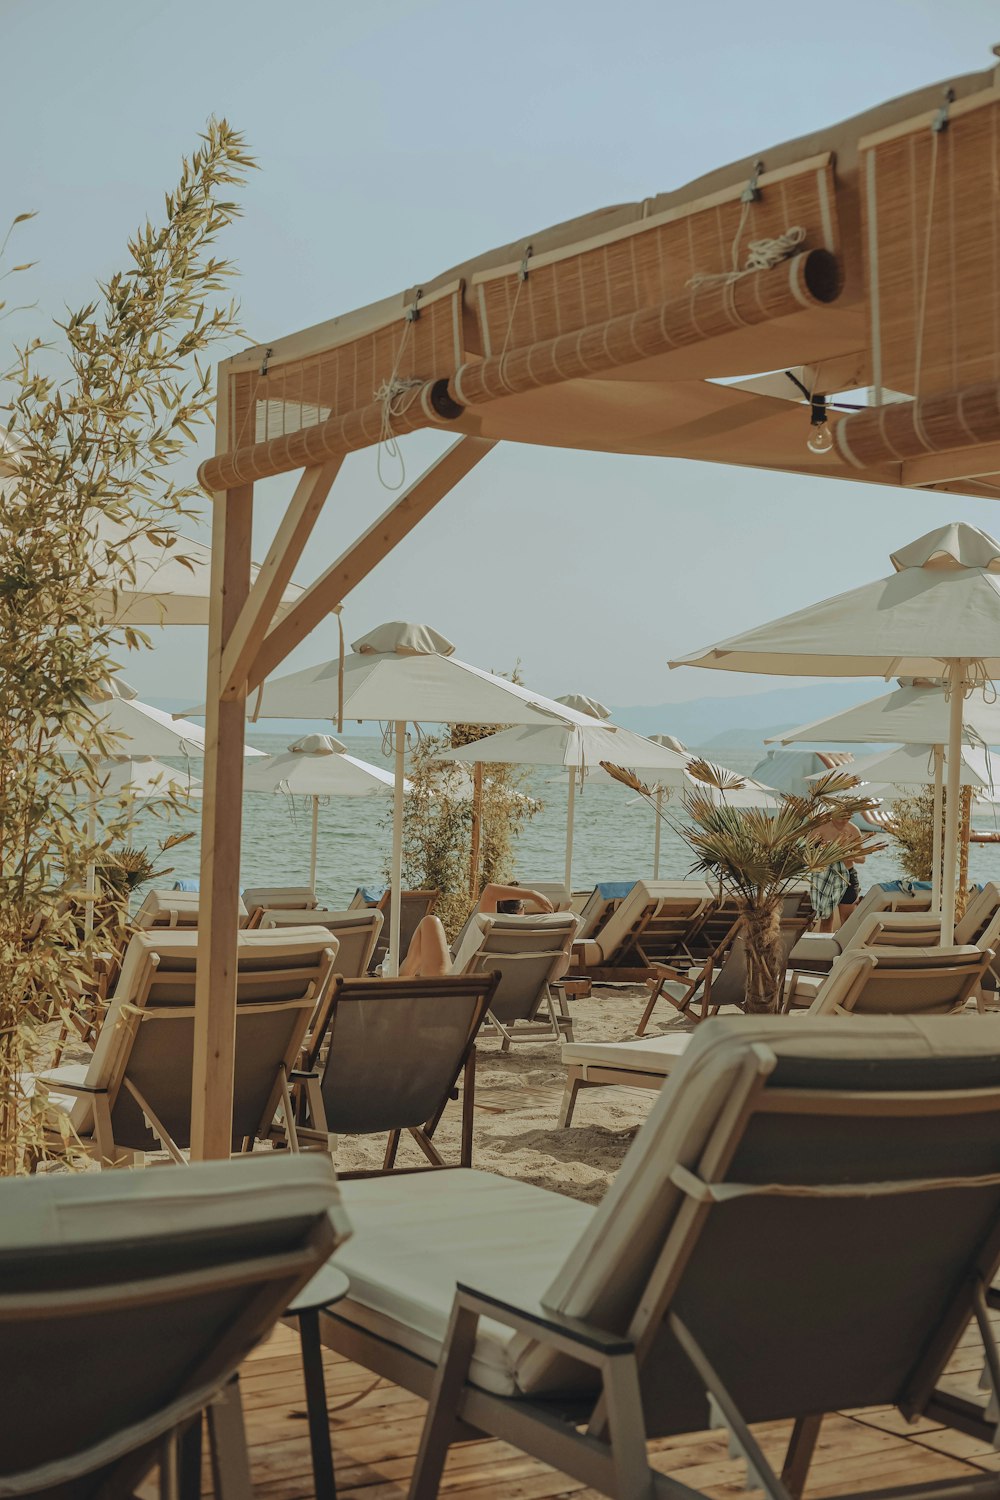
left=126, top=734, right=1000, bottom=910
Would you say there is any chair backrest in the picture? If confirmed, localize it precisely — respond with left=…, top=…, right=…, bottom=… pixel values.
left=834, top=885, right=932, bottom=948
left=62, top=929, right=339, bottom=1153
left=0, top=1155, right=345, bottom=1493
left=809, top=944, right=990, bottom=1016
left=243, top=885, right=320, bottom=916
left=574, top=883, right=634, bottom=940
left=456, top=913, right=579, bottom=1025
left=315, top=974, right=496, bottom=1134
left=509, top=1015, right=1000, bottom=1432
left=371, top=889, right=439, bottom=970
left=956, top=882, right=1000, bottom=946
left=846, top=910, right=944, bottom=950
left=592, top=881, right=713, bottom=966
left=514, top=882, right=573, bottom=912
left=258, top=908, right=383, bottom=978
left=134, top=889, right=249, bottom=930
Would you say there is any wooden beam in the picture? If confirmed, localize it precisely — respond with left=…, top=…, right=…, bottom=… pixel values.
left=902, top=440, right=1000, bottom=488
left=192, top=353, right=254, bottom=1160
left=248, top=436, right=497, bottom=690
left=220, top=460, right=342, bottom=699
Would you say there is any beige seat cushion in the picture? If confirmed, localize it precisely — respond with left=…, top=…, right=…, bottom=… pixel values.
left=562, top=1035, right=690, bottom=1077
left=789, top=933, right=840, bottom=966
left=332, top=1170, right=593, bottom=1395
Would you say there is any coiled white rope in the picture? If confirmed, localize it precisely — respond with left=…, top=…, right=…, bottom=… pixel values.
left=687, top=224, right=807, bottom=289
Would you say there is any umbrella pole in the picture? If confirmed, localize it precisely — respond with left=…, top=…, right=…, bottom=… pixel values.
left=653, top=786, right=663, bottom=880
left=931, top=746, right=944, bottom=913
left=386, top=722, right=406, bottom=976
left=309, top=796, right=319, bottom=893
left=941, top=662, right=967, bottom=943
left=565, top=774, right=576, bottom=891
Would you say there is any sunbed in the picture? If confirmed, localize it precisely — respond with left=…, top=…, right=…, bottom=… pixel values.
left=573, top=882, right=636, bottom=941
left=453, top=912, right=579, bottom=1048
left=33, top=927, right=339, bottom=1166
left=559, top=941, right=994, bottom=1126
left=512, top=880, right=573, bottom=911
left=135, top=888, right=249, bottom=929
left=686, top=882, right=811, bottom=960
left=789, top=884, right=933, bottom=973
left=636, top=910, right=810, bottom=1033
left=295, top=973, right=498, bottom=1172
left=323, top=1016, right=1000, bottom=1500
left=0, top=1153, right=345, bottom=1497
left=243, top=884, right=322, bottom=925
left=258, top=906, right=384, bottom=977
left=369, top=888, right=439, bottom=972
left=569, top=880, right=713, bottom=983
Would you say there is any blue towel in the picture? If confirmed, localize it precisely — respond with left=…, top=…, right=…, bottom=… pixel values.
left=878, top=879, right=933, bottom=894
left=173, top=878, right=200, bottom=892
left=356, top=884, right=388, bottom=906
left=596, top=881, right=637, bottom=901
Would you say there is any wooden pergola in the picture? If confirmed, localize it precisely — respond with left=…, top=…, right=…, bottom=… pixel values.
left=192, top=57, right=1000, bottom=1156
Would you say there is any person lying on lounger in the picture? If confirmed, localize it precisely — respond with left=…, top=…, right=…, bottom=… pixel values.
left=400, top=884, right=555, bottom=976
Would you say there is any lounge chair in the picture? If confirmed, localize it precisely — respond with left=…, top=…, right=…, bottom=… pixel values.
left=569, top=880, right=713, bottom=983
left=636, top=909, right=811, bottom=1033
left=0, top=1153, right=345, bottom=1497
left=134, top=888, right=249, bottom=929
left=369, top=888, right=439, bottom=972
left=33, top=927, right=339, bottom=1166
left=323, top=1016, right=1000, bottom=1500
left=573, top=882, right=636, bottom=940
left=686, top=882, right=811, bottom=959
left=559, top=940, right=995, bottom=1126
left=243, top=884, right=321, bottom=916
left=512, top=881, right=573, bottom=911
left=258, top=907, right=384, bottom=978
left=453, top=912, right=579, bottom=1049
left=789, top=884, right=933, bottom=974
left=295, top=973, right=498, bottom=1172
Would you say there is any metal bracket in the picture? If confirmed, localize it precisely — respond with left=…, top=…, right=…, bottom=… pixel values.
left=741, top=161, right=764, bottom=204
left=932, top=88, right=955, bottom=134
left=519, top=244, right=533, bottom=283
left=259, top=347, right=273, bottom=377
left=405, top=291, right=422, bottom=323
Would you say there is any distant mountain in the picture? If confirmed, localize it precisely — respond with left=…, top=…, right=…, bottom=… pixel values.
left=609, top=681, right=877, bottom=748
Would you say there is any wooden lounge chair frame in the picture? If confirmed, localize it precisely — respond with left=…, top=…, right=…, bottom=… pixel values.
left=295, top=973, right=498, bottom=1173
left=324, top=1038, right=1000, bottom=1500
left=458, top=913, right=579, bottom=1051
left=573, top=886, right=712, bottom=985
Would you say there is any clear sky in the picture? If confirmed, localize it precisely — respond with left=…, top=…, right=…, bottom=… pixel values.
left=4, top=0, right=1000, bottom=711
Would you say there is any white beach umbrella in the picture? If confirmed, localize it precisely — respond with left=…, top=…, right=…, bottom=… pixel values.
left=439, top=697, right=691, bottom=888
left=810, top=743, right=992, bottom=792
left=233, top=623, right=595, bottom=971
left=671, top=522, right=1000, bottom=939
left=97, top=754, right=202, bottom=801
left=771, top=681, right=1000, bottom=909
left=243, top=733, right=407, bottom=891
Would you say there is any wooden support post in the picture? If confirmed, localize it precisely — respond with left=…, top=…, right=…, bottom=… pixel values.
left=248, top=437, right=496, bottom=691
left=192, top=480, right=253, bottom=1161
left=220, top=460, right=342, bottom=700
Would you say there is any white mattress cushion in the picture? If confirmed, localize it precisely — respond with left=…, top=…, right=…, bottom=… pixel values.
left=789, top=933, right=840, bottom=966
left=562, top=1035, right=691, bottom=1076
left=331, top=1170, right=593, bottom=1396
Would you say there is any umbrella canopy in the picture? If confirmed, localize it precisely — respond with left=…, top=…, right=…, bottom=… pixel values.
left=671, top=522, right=1000, bottom=939
left=439, top=698, right=691, bottom=888
left=227, top=623, right=592, bottom=971
left=816, top=743, right=992, bottom=792
left=90, top=518, right=304, bottom=627
left=771, top=681, right=1000, bottom=749
left=243, top=733, right=407, bottom=889
left=63, top=679, right=264, bottom=760
left=97, top=755, right=202, bottom=801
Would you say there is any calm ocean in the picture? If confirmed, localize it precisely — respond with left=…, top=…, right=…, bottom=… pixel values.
left=127, top=734, right=1000, bottom=909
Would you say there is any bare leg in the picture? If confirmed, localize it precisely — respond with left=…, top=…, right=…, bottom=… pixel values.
left=399, top=915, right=452, bottom=976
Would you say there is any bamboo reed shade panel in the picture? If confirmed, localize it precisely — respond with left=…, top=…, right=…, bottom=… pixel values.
left=225, top=283, right=465, bottom=450
left=862, top=94, right=1000, bottom=400
left=472, top=159, right=837, bottom=356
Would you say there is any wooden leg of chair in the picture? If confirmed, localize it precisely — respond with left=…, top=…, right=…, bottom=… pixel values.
left=635, top=980, right=662, bottom=1036
left=409, top=1127, right=445, bottom=1167
left=409, top=1301, right=479, bottom=1500
left=177, top=1414, right=203, bottom=1500
left=460, top=1048, right=475, bottom=1167
left=299, top=1309, right=337, bottom=1500
left=159, top=1431, right=179, bottom=1500
left=603, top=1350, right=655, bottom=1500
left=383, top=1130, right=401, bottom=1171
left=207, top=1377, right=252, bottom=1500
left=558, top=1071, right=583, bottom=1129
left=781, top=1413, right=822, bottom=1499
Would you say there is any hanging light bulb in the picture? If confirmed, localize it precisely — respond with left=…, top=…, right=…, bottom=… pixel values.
left=807, top=394, right=833, bottom=454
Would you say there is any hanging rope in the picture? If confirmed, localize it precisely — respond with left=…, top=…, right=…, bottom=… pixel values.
left=375, top=297, right=423, bottom=491
left=687, top=225, right=806, bottom=289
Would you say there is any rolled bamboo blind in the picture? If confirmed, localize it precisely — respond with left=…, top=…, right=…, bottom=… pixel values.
left=200, top=249, right=841, bottom=491
left=835, top=380, right=1000, bottom=468
left=862, top=92, right=1000, bottom=400
left=473, top=158, right=837, bottom=355
left=226, top=283, right=465, bottom=452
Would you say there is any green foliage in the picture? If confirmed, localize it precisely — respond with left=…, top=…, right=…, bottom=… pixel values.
left=0, top=121, right=253, bottom=1171
left=884, top=787, right=935, bottom=883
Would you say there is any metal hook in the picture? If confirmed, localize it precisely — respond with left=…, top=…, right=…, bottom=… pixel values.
left=405, top=291, right=422, bottom=323
left=519, top=244, right=534, bottom=283
left=741, top=161, right=765, bottom=204
left=932, top=88, right=955, bottom=134
left=259, top=347, right=273, bottom=377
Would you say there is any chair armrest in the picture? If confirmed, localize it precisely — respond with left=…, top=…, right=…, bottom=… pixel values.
left=289, top=1069, right=320, bottom=1081
left=455, top=1282, right=634, bottom=1357
left=34, top=1076, right=107, bottom=1096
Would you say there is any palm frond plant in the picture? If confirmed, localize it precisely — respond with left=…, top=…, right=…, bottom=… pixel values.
left=602, top=763, right=885, bottom=1013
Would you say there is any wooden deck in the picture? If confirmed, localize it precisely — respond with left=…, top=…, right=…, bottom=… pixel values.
left=235, top=1315, right=1000, bottom=1499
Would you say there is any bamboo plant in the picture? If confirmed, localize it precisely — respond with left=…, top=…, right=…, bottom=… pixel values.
left=602, top=760, right=884, bottom=1013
